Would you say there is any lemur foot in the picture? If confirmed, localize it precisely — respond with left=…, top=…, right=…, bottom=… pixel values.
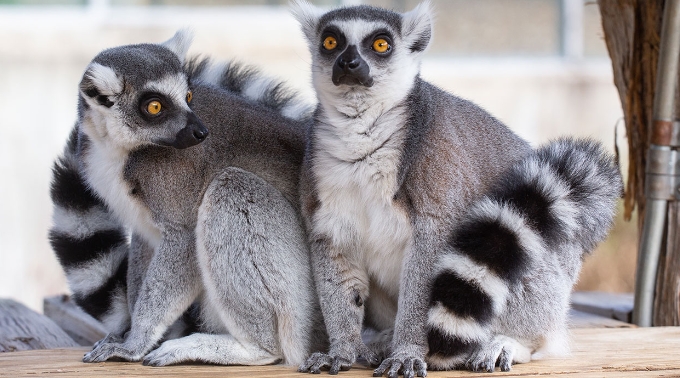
left=91, top=332, right=124, bottom=350
left=83, top=342, right=143, bottom=363
left=465, top=335, right=530, bottom=373
left=373, top=356, right=427, bottom=378
left=143, top=340, right=187, bottom=367
left=299, top=340, right=380, bottom=374
left=299, top=352, right=352, bottom=375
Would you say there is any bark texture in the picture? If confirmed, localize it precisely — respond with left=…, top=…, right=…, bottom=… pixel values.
left=600, top=0, right=680, bottom=326
left=599, top=0, right=664, bottom=223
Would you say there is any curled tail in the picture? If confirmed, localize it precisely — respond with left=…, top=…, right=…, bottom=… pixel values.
left=426, top=137, right=622, bottom=369
left=48, top=126, right=130, bottom=334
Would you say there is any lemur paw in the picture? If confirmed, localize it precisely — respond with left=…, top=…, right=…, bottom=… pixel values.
left=465, top=335, right=529, bottom=373
left=92, top=332, right=124, bottom=350
left=373, top=356, right=427, bottom=378
left=83, top=342, right=142, bottom=363
left=299, top=352, right=352, bottom=374
left=299, top=340, right=380, bottom=374
left=143, top=342, right=185, bottom=367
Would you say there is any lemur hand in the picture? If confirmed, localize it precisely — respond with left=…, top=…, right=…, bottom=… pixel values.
left=373, top=348, right=427, bottom=378
left=299, top=338, right=380, bottom=374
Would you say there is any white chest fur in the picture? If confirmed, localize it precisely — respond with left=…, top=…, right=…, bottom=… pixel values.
left=82, top=136, right=162, bottom=249
left=311, top=106, right=413, bottom=300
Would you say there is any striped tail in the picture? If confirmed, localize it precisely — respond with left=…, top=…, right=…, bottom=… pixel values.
left=426, top=137, right=622, bottom=369
left=185, top=57, right=314, bottom=122
left=48, top=126, right=130, bottom=334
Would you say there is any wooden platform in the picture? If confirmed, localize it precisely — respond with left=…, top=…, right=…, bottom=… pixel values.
left=1, top=327, right=679, bottom=377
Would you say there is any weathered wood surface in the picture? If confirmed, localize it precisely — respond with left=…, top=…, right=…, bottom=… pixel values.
left=43, top=295, right=107, bottom=346
left=0, top=299, right=79, bottom=352
left=1, top=328, right=678, bottom=377
left=568, top=309, right=635, bottom=328
left=571, top=291, right=634, bottom=323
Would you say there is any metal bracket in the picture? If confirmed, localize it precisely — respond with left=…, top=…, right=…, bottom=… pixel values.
left=645, top=144, right=680, bottom=200
left=672, top=120, right=680, bottom=147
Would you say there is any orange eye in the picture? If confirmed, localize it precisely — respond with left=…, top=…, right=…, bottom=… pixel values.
left=147, top=100, right=162, bottom=115
left=373, top=38, right=390, bottom=53
left=186, top=91, right=193, bottom=104
left=323, top=36, right=338, bottom=50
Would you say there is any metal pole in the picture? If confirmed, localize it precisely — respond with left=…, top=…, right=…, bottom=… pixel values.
left=633, top=0, right=680, bottom=327
left=560, top=0, right=584, bottom=60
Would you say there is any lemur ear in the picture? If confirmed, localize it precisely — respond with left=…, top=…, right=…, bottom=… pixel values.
left=290, top=0, right=323, bottom=47
left=79, top=63, right=123, bottom=108
left=162, top=29, right=194, bottom=64
left=402, top=1, right=433, bottom=54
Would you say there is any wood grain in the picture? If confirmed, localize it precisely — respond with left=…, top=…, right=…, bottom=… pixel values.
left=1, top=328, right=679, bottom=377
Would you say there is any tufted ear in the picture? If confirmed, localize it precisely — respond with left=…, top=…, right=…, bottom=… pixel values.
left=290, top=0, right=324, bottom=48
left=162, top=29, right=194, bottom=64
left=79, top=62, right=123, bottom=108
left=402, top=1, right=434, bottom=54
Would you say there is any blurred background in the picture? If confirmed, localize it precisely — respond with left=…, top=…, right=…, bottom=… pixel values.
left=0, top=0, right=636, bottom=313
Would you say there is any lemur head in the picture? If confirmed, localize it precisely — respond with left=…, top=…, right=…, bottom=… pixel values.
left=291, top=1, right=433, bottom=112
left=78, top=30, right=208, bottom=150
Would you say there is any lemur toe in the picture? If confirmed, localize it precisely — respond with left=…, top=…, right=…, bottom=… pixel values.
left=498, top=348, right=513, bottom=372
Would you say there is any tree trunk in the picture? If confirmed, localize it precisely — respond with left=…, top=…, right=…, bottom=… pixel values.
left=599, top=0, right=664, bottom=224
left=599, top=0, right=680, bottom=325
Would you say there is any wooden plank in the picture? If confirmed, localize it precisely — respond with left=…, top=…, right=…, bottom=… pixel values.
left=568, top=309, right=635, bottom=328
left=570, top=291, right=634, bottom=322
left=43, top=295, right=107, bottom=347
left=0, top=299, right=79, bottom=352
left=0, top=328, right=678, bottom=377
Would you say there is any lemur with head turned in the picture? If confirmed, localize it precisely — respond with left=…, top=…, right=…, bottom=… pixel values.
left=49, top=31, right=327, bottom=367
left=291, top=1, right=622, bottom=376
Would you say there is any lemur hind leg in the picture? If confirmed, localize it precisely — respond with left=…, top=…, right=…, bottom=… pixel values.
left=143, top=333, right=280, bottom=366
left=194, top=167, right=321, bottom=366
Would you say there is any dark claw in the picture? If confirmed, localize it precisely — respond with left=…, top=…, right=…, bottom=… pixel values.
left=499, top=349, right=512, bottom=371
left=402, top=359, right=414, bottom=378
left=373, top=360, right=389, bottom=377
left=413, top=359, right=427, bottom=377
left=330, top=358, right=341, bottom=375
left=310, top=364, right=323, bottom=374
left=387, top=361, right=401, bottom=378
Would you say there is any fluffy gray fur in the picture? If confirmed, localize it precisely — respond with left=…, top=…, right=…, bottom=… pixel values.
left=49, top=30, right=325, bottom=366
left=426, top=138, right=622, bottom=372
left=291, top=1, right=621, bottom=377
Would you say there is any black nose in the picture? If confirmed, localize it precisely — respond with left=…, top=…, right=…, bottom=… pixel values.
left=335, top=45, right=363, bottom=73
left=168, top=113, right=209, bottom=149
left=193, top=126, right=208, bottom=141
left=332, top=45, right=373, bottom=87
left=338, top=56, right=361, bottom=71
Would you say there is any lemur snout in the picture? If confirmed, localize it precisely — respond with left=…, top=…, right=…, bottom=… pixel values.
left=332, top=45, right=374, bottom=87
left=170, top=113, right=209, bottom=149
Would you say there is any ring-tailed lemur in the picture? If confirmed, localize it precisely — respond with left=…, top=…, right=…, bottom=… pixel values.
left=48, top=30, right=326, bottom=366
left=291, top=1, right=621, bottom=376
